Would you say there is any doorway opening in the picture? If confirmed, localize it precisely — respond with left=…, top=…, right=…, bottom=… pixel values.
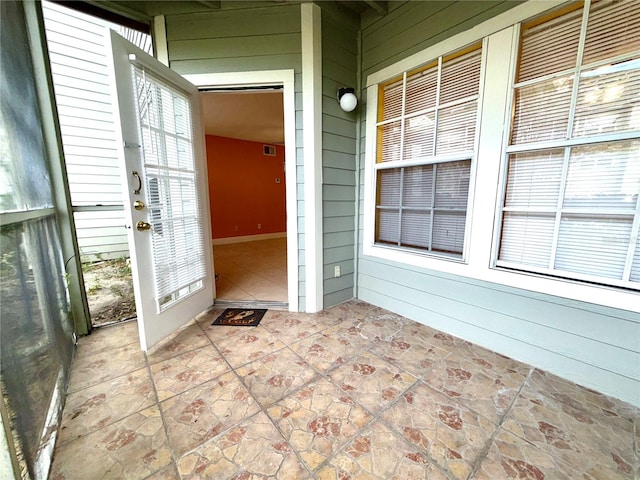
left=200, top=89, right=288, bottom=306
left=42, top=0, right=152, bottom=328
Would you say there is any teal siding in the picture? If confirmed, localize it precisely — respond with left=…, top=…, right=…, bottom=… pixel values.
left=320, top=10, right=358, bottom=308
left=362, top=1, right=523, bottom=78
left=356, top=1, right=640, bottom=406
left=167, top=5, right=302, bottom=73
left=165, top=4, right=305, bottom=309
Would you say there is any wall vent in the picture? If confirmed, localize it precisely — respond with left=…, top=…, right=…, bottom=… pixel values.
left=263, top=144, right=276, bottom=156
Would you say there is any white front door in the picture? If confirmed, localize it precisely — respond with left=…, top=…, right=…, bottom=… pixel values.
left=107, top=31, right=214, bottom=351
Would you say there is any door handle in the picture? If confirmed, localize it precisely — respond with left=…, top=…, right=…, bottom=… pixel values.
left=132, top=171, right=142, bottom=195
left=136, top=221, right=152, bottom=231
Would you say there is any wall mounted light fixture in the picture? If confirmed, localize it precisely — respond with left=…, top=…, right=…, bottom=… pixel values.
left=337, top=87, right=358, bottom=112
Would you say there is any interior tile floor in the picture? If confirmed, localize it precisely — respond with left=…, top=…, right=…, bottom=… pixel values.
left=50, top=300, right=638, bottom=480
left=213, top=237, right=288, bottom=303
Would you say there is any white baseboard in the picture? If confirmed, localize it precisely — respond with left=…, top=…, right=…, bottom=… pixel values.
left=212, top=232, right=287, bottom=245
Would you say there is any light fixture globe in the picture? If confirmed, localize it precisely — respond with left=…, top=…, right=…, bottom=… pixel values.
left=337, top=87, right=358, bottom=112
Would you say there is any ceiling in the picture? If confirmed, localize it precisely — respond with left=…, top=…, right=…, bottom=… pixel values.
left=100, top=1, right=389, bottom=21
left=200, top=90, right=285, bottom=144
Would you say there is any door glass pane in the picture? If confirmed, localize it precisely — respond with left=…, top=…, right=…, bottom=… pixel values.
left=133, top=66, right=206, bottom=310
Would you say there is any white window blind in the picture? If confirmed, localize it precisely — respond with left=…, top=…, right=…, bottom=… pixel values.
left=133, top=65, right=206, bottom=309
left=374, top=45, right=481, bottom=259
left=498, top=0, right=640, bottom=289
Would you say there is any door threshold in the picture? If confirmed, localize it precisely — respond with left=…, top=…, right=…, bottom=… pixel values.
left=213, top=299, right=289, bottom=310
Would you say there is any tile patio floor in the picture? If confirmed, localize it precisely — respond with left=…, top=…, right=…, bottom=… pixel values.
left=50, top=300, right=638, bottom=479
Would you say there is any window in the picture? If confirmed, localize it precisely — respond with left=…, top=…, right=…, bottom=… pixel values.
left=373, top=44, right=482, bottom=259
left=497, top=0, right=640, bottom=289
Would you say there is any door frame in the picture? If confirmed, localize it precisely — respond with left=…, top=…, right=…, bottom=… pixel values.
left=184, top=70, right=299, bottom=312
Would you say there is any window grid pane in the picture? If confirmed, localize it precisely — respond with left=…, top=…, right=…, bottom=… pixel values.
left=376, top=46, right=481, bottom=163
left=518, top=7, right=583, bottom=82
left=582, top=0, right=640, bottom=65
left=405, top=66, right=437, bottom=115
left=375, top=161, right=470, bottom=256
left=511, top=77, right=573, bottom=145
left=573, top=66, right=640, bottom=138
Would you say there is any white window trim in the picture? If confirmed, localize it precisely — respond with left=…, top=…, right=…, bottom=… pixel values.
left=363, top=0, right=639, bottom=313
left=371, top=43, right=485, bottom=262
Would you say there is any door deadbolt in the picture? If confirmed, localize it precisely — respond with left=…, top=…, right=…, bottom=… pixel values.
left=133, top=200, right=145, bottom=210
left=136, top=221, right=152, bottom=231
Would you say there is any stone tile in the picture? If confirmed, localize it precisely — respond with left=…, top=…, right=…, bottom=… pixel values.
left=328, top=350, right=417, bottom=414
left=319, top=319, right=370, bottom=350
left=397, top=324, right=470, bottom=353
left=422, top=352, right=527, bottom=424
left=50, top=406, right=171, bottom=480
left=473, top=428, right=616, bottom=480
left=308, top=308, right=354, bottom=331
left=214, top=326, right=286, bottom=368
left=361, top=309, right=407, bottom=342
left=323, top=316, right=395, bottom=353
left=161, top=371, right=260, bottom=458
left=150, top=345, right=230, bottom=401
left=452, top=342, right=532, bottom=378
left=266, top=378, right=373, bottom=471
left=525, top=369, right=638, bottom=422
left=316, top=421, right=449, bottom=480
left=144, top=464, right=181, bottom=480
left=502, top=370, right=635, bottom=478
left=146, top=322, right=211, bottom=364
left=381, top=381, right=496, bottom=480
left=395, top=320, right=441, bottom=344
left=177, top=412, right=309, bottom=479
left=74, top=320, right=139, bottom=358
left=262, top=312, right=328, bottom=345
left=197, top=308, right=250, bottom=343
left=319, top=299, right=374, bottom=323
left=290, top=330, right=367, bottom=374
left=370, top=332, right=450, bottom=378
left=235, top=348, right=318, bottom=407
left=67, top=343, right=147, bottom=393
left=58, top=367, right=156, bottom=445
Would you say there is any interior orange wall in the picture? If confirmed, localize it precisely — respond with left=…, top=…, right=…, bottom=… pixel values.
left=206, top=135, right=286, bottom=239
